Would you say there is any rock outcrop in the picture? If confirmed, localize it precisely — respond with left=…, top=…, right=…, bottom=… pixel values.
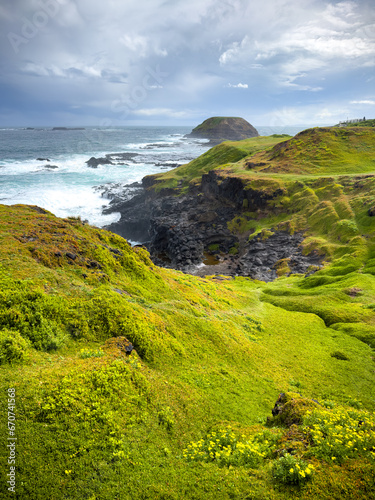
left=105, top=169, right=321, bottom=280
left=185, top=117, right=259, bottom=145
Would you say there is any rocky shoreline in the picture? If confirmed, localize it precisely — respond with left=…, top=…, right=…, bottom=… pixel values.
left=104, top=170, right=322, bottom=281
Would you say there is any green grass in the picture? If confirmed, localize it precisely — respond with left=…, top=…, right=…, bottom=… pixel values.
left=191, top=116, right=243, bottom=130
left=144, top=135, right=290, bottom=193
left=2, top=124, right=375, bottom=499
left=242, top=127, right=375, bottom=175
left=0, top=203, right=375, bottom=499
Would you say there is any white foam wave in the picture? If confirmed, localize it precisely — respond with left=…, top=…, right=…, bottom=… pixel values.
left=2, top=185, right=121, bottom=227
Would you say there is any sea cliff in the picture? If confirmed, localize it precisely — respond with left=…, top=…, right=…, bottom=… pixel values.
left=106, top=126, right=375, bottom=280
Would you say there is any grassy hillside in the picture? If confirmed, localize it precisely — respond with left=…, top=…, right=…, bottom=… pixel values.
left=144, top=134, right=291, bottom=193
left=1, top=201, right=375, bottom=499
left=241, top=127, right=375, bottom=175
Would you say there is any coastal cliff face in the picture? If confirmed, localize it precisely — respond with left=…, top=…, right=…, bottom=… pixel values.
left=106, top=169, right=321, bottom=281
left=185, top=116, right=259, bottom=145
left=106, top=126, right=375, bottom=281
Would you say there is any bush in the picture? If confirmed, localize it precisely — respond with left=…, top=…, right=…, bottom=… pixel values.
left=157, top=406, right=175, bottom=431
left=0, top=329, right=31, bottom=364
left=0, top=284, right=68, bottom=351
left=331, top=350, right=349, bottom=361
left=272, top=453, right=314, bottom=485
left=183, top=427, right=279, bottom=468
left=303, top=406, right=375, bottom=464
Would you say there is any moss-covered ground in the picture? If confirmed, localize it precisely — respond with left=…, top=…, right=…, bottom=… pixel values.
left=1, top=126, right=375, bottom=499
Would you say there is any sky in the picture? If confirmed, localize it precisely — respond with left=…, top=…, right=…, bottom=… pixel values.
left=0, top=0, right=374, bottom=127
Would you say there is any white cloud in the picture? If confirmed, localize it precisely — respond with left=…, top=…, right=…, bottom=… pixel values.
left=262, top=104, right=351, bottom=127
left=219, top=0, right=375, bottom=92
left=1, top=0, right=375, bottom=125
left=22, top=62, right=50, bottom=77
left=350, top=100, right=375, bottom=105
left=20, top=62, right=128, bottom=82
left=119, top=34, right=167, bottom=58
left=134, top=108, right=188, bottom=118
left=225, top=83, right=248, bottom=88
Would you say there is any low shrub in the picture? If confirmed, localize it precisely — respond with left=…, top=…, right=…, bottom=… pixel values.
left=0, top=329, right=31, bottom=364
left=331, top=350, right=349, bottom=361
left=272, top=453, right=314, bottom=485
left=157, top=406, right=175, bottom=431
left=79, top=348, right=105, bottom=359
left=303, top=406, right=375, bottom=464
left=183, top=427, right=279, bottom=468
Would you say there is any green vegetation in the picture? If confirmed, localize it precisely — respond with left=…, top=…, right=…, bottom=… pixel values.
left=191, top=116, right=242, bottom=131
left=337, top=119, right=375, bottom=128
left=144, top=135, right=290, bottom=193
left=1, top=126, right=375, bottom=499
left=243, top=127, right=375, bottom=175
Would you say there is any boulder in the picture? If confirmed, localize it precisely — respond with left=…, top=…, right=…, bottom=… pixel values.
left=268, top=392, right=320, bottom=427
left=103, top=336, right=135, bottom=355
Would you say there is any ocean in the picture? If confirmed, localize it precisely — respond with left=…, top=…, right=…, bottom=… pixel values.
left=0, top=125, right=307, bottom=228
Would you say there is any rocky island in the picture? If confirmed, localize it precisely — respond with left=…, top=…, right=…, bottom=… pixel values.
left=185, top=116, right=259, bottom=145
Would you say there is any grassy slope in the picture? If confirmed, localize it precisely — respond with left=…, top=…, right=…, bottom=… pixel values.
left=1, top=128, right=375, bottom=498
left=241, top=127, right=375, bottom=175
left=0, top=201, right=375, bottom=499
left=144, top=134, right=290, bottom=193
left=191, top=116, right=242, bottom=130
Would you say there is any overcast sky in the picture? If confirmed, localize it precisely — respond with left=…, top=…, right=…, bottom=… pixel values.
left=1, top=0, right=374, bottom=127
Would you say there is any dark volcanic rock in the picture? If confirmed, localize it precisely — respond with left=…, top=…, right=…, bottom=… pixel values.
left=185, top=117, right=259, bottom=145
left=86, top=152, right=139, bottom=168
left=86, top=156, right=114, bottom=168
left=236, top=232, right=321, bottom=282
left=105, top=190, right=152, bottom=242
left=105, top=168, right=322, bottom=279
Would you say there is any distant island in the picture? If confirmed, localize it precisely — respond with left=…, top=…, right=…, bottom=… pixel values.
left=185, top=116, right=259, bottom=145
left=52, top=127, right=85, bottom=130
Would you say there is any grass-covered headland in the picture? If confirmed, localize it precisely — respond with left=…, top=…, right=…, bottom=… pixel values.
left=1, top=126, right=375, bottom=499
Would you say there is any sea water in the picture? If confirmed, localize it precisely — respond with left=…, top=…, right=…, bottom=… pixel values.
left=0, top=125, right=306, bottom=227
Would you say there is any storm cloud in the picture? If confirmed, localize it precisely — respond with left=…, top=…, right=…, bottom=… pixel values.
left=1, top=0, right=374, bottom=126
